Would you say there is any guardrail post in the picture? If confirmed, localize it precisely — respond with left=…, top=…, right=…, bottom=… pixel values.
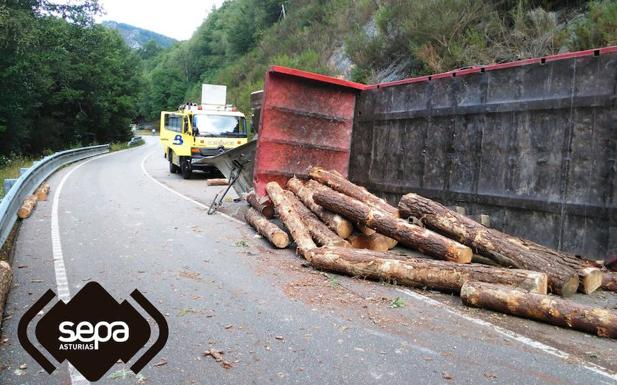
left=3, top=179, right=16, bottom=194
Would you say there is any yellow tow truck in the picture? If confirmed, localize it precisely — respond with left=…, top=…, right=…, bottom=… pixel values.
left=160, top=85, right=248, bottom=179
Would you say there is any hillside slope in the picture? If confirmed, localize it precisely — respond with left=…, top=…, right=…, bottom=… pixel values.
left=102, top=21, right=176, bottom=49
left=139, top=0, right=617, bottom=120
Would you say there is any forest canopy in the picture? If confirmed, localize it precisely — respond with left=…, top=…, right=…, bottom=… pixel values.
left=3, top=0, right=617, bottom=157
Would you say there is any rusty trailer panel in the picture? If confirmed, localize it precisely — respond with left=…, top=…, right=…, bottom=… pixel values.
left=252, top=66, right=364, bottom=196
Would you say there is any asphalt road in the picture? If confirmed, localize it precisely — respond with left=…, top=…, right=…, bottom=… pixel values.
left=1, top=137, right=616, bottom=385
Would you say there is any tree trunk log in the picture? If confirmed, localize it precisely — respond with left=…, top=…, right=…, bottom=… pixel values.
left=246, top=191, right=274, bottom=219
left=35, top=183, right=50, bottom=201
left=602, top=272, right=617, bottom=292
left=577, top=267, right=603, bottom=294
left=306, top=247, right=547, bottom=294
left=399, top=193, right=581, bottom=297
left=17, top=195, right=37, bottom=219
left=282, top=190, right=349, bottom=248
left=244, top=207, right=289, bottom=248
left=286, top=177, right=353, bottom=238
left=348, top=233, right=397, bottom=252
left=309, top=167, right=398, bottom=216
left=207, top=178, right=229, bottom=186
left=0, top=261, right=12, bottom=327
left=461, top=281, right=617, bottom=338
left=313, top=189, right=472, bottom=263
left=265, top=182, right=316, bottom=255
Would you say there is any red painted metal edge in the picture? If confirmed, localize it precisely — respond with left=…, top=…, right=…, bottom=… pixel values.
left=365, top=45, right=617, bottom=90
left=269, top=65, right=368, bottom=90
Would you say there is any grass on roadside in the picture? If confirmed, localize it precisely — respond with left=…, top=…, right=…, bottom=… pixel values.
left=0, top=157, right=33, bottom=198
left=110, top=142, right=130, bottom=152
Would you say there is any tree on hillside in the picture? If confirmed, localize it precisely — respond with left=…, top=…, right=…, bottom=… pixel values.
left=0, top=0, right=141, bottom=156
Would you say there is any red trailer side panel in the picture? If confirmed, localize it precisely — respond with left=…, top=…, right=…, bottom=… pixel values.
left=253, top=67, right=364, bottom=196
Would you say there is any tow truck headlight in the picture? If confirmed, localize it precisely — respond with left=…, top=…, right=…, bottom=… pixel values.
left=191, top=147, right=200, bottom=154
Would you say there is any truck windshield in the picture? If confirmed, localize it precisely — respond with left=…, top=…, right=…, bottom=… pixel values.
left=192, top=114, right=246, bottom=137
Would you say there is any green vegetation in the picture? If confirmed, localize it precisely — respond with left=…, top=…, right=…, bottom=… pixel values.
left=139, top=0, right=617, bottom=118
left=0, top=0, right=141, bottom=158
left=3, top=0, right=617, bottom=164
left=0, top=156, right=32, bottom=198
left=101, top=21, right=177, bottom=49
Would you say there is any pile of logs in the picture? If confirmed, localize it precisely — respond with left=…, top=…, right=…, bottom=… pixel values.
left=243, top=167, right=616, bottom=339
left=17, top=182, right=50, bottom=219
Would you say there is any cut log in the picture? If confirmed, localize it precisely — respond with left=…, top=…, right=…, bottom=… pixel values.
left=306, top=247, right=547, bottom=294
left=602, top=272, right=617, bottom=292
left=17, top=195, right=37, bottom=219
left=578, top=267, right=603, bottom=294
left=35, top=183, right=50, bottom=201
left=461, top=281, right=617, bottom=338
left=348, top=233, right=396, bottom=252
left=356, top=224, right=376, bottom=236
left=207, top=178, right=229, bottom=186
left=286, top=177, right=352, bottom=238
left=313, top=189, right=472, bottom=263
left=399, top=193, right=580, bottom=297
left=282, top=190, right=349, bottom=248
left=0, top=261, right=12, bottom=326
left=308, top=167, right=398, bottom=216
left=246, top=191, right=274, bottom=219
left=265, top=182, right=316, bottom=255
left=244, top=207, right=289, bottom=248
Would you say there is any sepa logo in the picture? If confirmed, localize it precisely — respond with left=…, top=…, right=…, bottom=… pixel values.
left=18, top=282, right=168, bottom=381
left=173, top=134, right=183, bottom=145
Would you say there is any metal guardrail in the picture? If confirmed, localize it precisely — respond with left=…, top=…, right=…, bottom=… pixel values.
left=128, top=136, right=144, bottom=147
left=0, top=144, right=110, bottom=251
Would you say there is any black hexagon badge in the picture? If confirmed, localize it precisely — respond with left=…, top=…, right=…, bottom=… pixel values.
left=18, top=282, right=168, bottom=381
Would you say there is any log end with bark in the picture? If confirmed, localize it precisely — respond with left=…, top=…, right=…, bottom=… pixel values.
left=244, top=207, right=289, bottom=248
left=349, top=232, right=397, bottom=252
left=602, top=272, right=617, bottom=292
left=0, top=261, right=12, bottom=326
left=461, top=281, right=617, bottom=339
left=17, top=195, right=37, bottom=219
left=35, top=183, right=50, bottom=201
left=578, top=267, right=603, bottom=294
left=207, top=178, right=229, bottom=186
left=246, top=191, right=274, bottom=219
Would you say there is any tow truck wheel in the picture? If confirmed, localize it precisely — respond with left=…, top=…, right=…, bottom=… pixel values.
left=181, top=159, right=192, bottom=179
left=169, top=159, right=179, bottom=174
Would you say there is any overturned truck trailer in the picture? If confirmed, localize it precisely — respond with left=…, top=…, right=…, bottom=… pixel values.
left=251, top=47, right=617, bottom=261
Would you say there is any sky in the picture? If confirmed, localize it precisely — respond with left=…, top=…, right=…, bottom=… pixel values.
left=92, top=0, right=226, bottom=40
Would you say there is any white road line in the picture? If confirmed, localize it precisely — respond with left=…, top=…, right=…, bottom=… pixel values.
left=396, top=288, right=617, bottom=383
left=51, top=153, right=114, bottom=385
left=140, top=152, right=244, bottom=225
